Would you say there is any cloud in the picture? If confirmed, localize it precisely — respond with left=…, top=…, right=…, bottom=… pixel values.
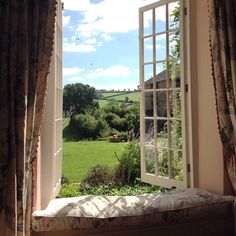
left=63, top=67, right=84, bottom=76
left=63, top=0, right=162, bottom=39
left=63, top=15, right=71, bottom=28
left=67, top=77, right=85, bottom=82
left=88, top=65, right=131, bottom=79
left=101, top=33, right=114, bottom=41
left=63, top=42, right=96, bottom=52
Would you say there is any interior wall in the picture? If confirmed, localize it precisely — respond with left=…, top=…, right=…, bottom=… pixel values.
left=190, top=0, right=225, bottom=194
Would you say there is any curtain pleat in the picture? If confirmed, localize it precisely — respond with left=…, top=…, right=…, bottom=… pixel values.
left=208, top=0, right=236, bottom=193
left=0, top=0, right=57, bottom=235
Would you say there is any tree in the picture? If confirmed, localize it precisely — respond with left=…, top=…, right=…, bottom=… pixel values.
left=63, top=83, right=98, bottom=116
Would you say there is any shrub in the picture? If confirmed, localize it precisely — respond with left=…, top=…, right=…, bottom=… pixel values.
left=59, top=183, right=81, bottom=197
left=95, top=119, right=109, bottom=138
left=115, top=140, right=140, bottom=185
left=70, top=113, right=97, bottom=139
left=70, top=114, right=109, bottom=140
left=80, top=164, right=115, bottom=187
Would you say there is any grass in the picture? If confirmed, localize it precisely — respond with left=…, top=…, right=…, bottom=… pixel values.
left=96, top=91, right=140, bottom=108
left=112, top=92, right=139, bottom=102
left=63, top=141, right=126, bottom=182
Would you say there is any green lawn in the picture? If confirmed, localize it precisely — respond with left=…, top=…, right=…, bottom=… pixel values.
left=63, top=141, right=126, bottom=182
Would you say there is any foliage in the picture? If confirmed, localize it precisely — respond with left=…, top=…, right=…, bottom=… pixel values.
left=63, top=83, right=98, bottom=116
left=79, top=178, right=168, bottom=196
left=59, top=183, right=81, bottom=197
left=80, top=164, right=116, bottom=188
left=59, top=180, right=168, bottom=197
left=69, top=114, right=109, bottom=140
left=115, top=140, right=140, bottom=185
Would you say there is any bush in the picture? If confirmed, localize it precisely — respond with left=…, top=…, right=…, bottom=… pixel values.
left=69, top=114, right=109, bottom=140
left=80, top=164, right=115, bottom=188
left=115, top=140, right=140, bottom=185
left=59, top=183, right=81, bottom=197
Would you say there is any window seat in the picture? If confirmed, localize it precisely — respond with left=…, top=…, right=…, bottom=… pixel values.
left=32, top=188, right=235, bottom=234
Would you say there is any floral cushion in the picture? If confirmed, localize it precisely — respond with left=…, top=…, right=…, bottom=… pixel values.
left=32, top=188, right=235, bottom=232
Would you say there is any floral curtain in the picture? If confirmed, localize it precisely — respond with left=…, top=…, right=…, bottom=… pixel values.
left=0, top=0, right=56, bottom=235
left=208, top=0, right=236, bottom=193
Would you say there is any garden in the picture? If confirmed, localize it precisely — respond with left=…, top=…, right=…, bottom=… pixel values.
left=59, top=85, right=166, bottom=197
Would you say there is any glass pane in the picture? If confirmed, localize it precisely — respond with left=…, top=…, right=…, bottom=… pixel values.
left=157, top=120, right=168, bottom=148
left=170, top=90, right=181, bottom=118
left=145, top=119, right=154, bottom=145
left=170, top=120, right=182, bottom=149
left=168, top=1, right=180, bottom=31
left=143, top=10, right=153, bottom=36
left=155, top=5, right=166, bottom=33
left=156, top=91, right=167, bottom=117
left=156, top=119, right=168, bottom=149
left=157, top=148, right=168, bottom=177
left=156, top=62, right=167, bottom=89
left=144, top=64, right=153, bottom=89
left=170, top=150, right=183, bottom=180
left=156, top=34, right=166, bottom=61
left=145, top=146, right=155, bottom=174
left=169, top=32, right=180, bottom=60
left=145, top=92, right=153, bottom=117
left=168, top=61, right=180, bottom=88
left=144, top=37, right=153, bottom=63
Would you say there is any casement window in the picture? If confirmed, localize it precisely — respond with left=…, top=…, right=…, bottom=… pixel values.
left=139, top=0, right=192, bottom=189
left=40, top=0, right=63, bottom=209
left=38, top=0, right=192, bottom=210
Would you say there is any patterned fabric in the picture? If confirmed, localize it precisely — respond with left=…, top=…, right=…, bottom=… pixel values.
left=32, top=188, right=235, bottom=231
left=0, top=1, right=56, bottom=235
left=208, top=0, right=236, bottom=192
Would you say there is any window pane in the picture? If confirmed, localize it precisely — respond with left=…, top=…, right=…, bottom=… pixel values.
left=144, top=64, right=153, bottom=89
left=156, top=119, right=168, bottom=149
left=155, top=5, right=166, bottom=33
left=157, top=148, right=168, bottom=177
left=144, top=37, right=153, bottom=63
left=170, top=150, right=183, bottom=180
left=168, top=1, right=180, bottom=31
left=145, top=92, right=153, bottom=117
left=145, top=146, right=155, bottom=174
left=156, top=34, right=166, bottom=61
left=156, top=91, right=167, bottom=117
left=156, top=63, right=167, bottom=88
left=169, top=90, right=181, bottom=118
left=168, top=61, right=180, bottom=88
left=143, top=10, right=153, bottom=36
left=170, top=120, right=182, bottom=149
left=145, top=119, right=154, bottom=145
left=169, top=32, right=180, bottom=60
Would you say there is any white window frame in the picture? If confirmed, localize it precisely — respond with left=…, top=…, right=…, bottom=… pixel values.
left=139, top=0, right=193, bottom=189
left=39, top=0, right=63, bottom=209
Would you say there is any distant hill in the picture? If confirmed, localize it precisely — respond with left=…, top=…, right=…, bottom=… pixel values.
left=96, top=91, right=140, bottom=107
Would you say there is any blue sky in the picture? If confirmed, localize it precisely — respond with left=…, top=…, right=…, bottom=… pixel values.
left=62, top=0, right=163, bottom=90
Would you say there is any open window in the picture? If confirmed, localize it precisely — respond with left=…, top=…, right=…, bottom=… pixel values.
left=39, top=0, right=63, bottom=209
left=139, top=0, right=191, bottom=189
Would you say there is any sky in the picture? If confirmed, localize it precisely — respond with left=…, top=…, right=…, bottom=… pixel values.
left=62, top=0, right=161, bottom=90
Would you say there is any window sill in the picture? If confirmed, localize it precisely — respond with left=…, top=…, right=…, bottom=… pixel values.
left=32, top=188, right=235, bottom=232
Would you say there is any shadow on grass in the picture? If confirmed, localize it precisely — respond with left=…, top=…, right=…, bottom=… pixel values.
left=63, top=122, right=78, bottom=142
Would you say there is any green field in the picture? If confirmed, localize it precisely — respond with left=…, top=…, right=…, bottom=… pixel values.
left=96, top=91, right=140, bottom=108
left=63, top=141, right=126, bottom=182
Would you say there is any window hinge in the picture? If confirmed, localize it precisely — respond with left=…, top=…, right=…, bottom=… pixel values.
left=187, top=164, right=191, bottom=173
left=185, top=84, right=188, bottom=92
left=184, top=7, right=187, bottom=15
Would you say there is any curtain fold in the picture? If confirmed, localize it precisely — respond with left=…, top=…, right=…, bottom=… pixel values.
left=208, top=0, right=236, bottom=193
left=0, top=0, right=56, bottom=235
